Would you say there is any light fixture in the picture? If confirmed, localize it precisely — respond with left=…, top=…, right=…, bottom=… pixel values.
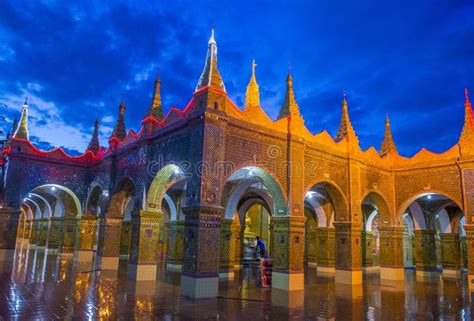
left=51, top=186, right=56, bottom=191
left=427, top=194, right=432, bottom=200
left=174, top=167, right=181, bottom=174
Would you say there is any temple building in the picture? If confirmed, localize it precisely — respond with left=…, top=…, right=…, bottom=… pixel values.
left=1, top=30, right=474, bottom=306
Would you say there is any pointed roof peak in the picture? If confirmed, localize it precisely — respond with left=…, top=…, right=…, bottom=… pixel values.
left=380, top=112, right=397, bottom=157
left=147, top=69, right=164, bottom=120
left=465, top=87, right=471, bottom=105
left=335, top=92, right=358, bottom=144
left=111, top=99, right=126, bottom=141
left=195, top=28, right=226, bottom=92
left=13, top=98, right=29, bottom=140
left=87, top=118, right=100, bottom=154
left=278, top=69, right=301, bottom=119
left=459, top=87, right=474, bottom=149
left=244, top=59, right=261, bottom=110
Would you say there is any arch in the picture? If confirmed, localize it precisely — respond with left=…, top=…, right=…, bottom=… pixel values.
left=396, top=190, right=463, bottom=222
left=365, top=210, right=378, bottom=232
left=147, top=164, right=186, bottom=214
left=435, top=208, right=451, bottom=233
left=237, top=196, right=273, bottom=224
left=305, top=195, right=328, bottom=227
left=23, top=197, right=42, bottom=219
left=85, top=185, right=105, bottom=217
left=107, top=177, right=136, bottom=218
left=29, top=193, right=53, bottom=218
left=305, top=180, right=349, bottom=222
left=223, top=166, right=287, bottom=219
left=361, top=191, right=391, bottom=225
left=25, top=184, right=82, bottom=218
left=163, top=193, right=178, bottom=221
left=408, top=201, right=427, bottom=230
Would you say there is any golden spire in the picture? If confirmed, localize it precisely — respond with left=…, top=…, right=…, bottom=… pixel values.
left=380, top=113, right=398, bottom=157
left=244, top=60, right=260, bottom=110
left=459, top=88, right=474, bottom=150
left=195, top=29, right=226, bottom=92
left=13, top=98, right=29, bottom=140
left=87, top=118, right=100, bottom=154
left=335, top=92, right=359, bottom=144
left=111, top=98, right=126, bottom=140
left=147, top=70, right=164, bottom=120
left=277, top=68, right=301, bottom=119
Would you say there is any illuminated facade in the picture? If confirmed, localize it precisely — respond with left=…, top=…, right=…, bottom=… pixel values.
left=1, top=30, right=474, bottom=300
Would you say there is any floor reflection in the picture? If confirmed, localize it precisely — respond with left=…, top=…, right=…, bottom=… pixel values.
left=0, top=245, right=472, bottom=320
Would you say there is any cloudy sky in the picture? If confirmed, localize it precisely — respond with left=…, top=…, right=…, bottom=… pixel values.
left=0, top=1, right=473, bottom=156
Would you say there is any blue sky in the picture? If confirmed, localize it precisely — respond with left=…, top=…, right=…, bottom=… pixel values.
left=0, top=1, right=473, bottom=156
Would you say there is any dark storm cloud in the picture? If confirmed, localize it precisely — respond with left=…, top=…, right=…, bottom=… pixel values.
left=0, top=0, right=472, bottom=156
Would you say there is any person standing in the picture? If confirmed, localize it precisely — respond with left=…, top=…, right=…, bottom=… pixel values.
left=256, top=236, right=266, bottom=259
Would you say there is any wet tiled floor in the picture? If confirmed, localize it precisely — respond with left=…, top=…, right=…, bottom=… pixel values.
left=0, top=241, right=473, bottom=320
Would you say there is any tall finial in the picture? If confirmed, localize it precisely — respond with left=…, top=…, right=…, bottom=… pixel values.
left=111, top=99, right=126, bottom=141
left=13, top=97, right=29, bottom=140
left=87, top=117, right=101, bottom=154
left=146, top=69, right=164, bottom=120
left=195, top=28, right=226, bottom=92
left=335, top=92, right=358, bottom=144
left=459, top=87, right=474, bottom=150
left=466, top=88, right=470, bottom=104
left=277, top=69, right=301, bottom=119
left=245, top=59, right=261, bottom=110
left=380, top=113, right=398, bottom=157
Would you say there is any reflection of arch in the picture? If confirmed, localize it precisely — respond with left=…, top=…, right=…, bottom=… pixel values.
left=223, top=166, right=287, bottom=219
left=396, top=190, right=463, bottom=221
left=305, top=180, right=348, bottom=222
left=147, top=164, right=186, bottom=214
left=362, top=191, right=391, bottom=224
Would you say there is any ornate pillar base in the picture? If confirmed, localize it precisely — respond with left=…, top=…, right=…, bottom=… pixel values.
left=181, top=273, right=219, bottom=299
left=271, top=216, right=306, bottom=291
left=380, top=267, right=405, bottom=281
left=414, top=230, right=437, bottom=279
left=74, top=216, right=97, bottom=263
left=180, top=206, right=223, bottom=299
left=272, top=270, right=304, bottom=291
left=334, top=222, right=362, bottom=285
left=0, top=209, right=20, bottom=261
left=440, top=233, right=461, bottom=278
left=316, top=227, right=335, bottom=275
left=100, top=256, right=119, bottom=270
left=218, top=218, right=239, bottom=281
left=127, top=263, right=157, bottom=281
left=443, top=268, right=461, bottom=279
left=127, top=210, right=162, bottom=281
left=166, top=220, right=185, bottom=272
left=97, top=217, right=122, bottom=271
left=379, top=226, right=405, bottom=282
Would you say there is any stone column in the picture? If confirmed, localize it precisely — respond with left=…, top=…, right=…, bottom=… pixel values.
left=378, top=226, right=404, bottom=281
left=61, top=218, right=78, bottom=254
left=37, top=218, right=49, bottom=248
left=464, top=225, right=474, bottom=288
left=316, top=227, right=335, bottom=274
left=219, top=218, right=239, bottom=280
left=0, top=209, right=20, bottom=261
left=97, top=217, right=123, bottom=270
left=167, top=220, right=185, bottom=271
left=17, top=217, right=25, bottom=240
left=305, top=224, right=318, bottom=266
left=120, top=221, right=132, bottom=257
left=334, top=222, right=363, bottom=284
left=180, top=206, right=223, bottom=299
left=157, top=221, right=169, bottom=261
left=29, top=219, right=40, bottom=246
left=74, top=216, right=97, bottom=262
left=233, top=226, right=243, bottom=269
left=47, top=217, right=64, bottom=253
left=414, top=229, right=437, bottom=278
left=24, top=220, right=32, bottom=241
left=271, top=216, right=305, bottom=291
left=128, top=210, right=162, bottom=281
left=361, top=231, right=374, bottom=269
left=439, top=233, right=461, bottom=278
